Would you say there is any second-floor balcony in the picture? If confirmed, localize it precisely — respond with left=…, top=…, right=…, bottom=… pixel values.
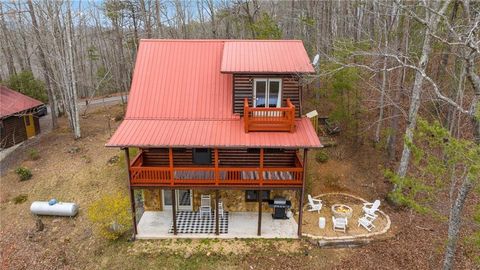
left=243, top=98, right=296, bottom=133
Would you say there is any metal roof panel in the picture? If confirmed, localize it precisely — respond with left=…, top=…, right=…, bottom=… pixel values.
left=107, top=118, right=322, bottom=148
left=0, top=85, right=44, bottom=118
left=221, top=40, right=315, bottom=74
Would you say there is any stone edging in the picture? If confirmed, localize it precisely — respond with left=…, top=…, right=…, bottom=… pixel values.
left=302, top=192, right=391, bottom=241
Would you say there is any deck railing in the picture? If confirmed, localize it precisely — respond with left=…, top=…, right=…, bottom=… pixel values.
left=243, top=98, right=295, bottom=132
left=128, top=152, right=304, bottom=187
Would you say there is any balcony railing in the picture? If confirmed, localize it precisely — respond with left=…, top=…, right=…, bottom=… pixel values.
left=128, top=151, right=304, bottom=187
left=243, top=98, right=295, bottom=132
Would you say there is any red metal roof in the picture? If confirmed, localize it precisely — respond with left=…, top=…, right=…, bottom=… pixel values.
left=126, top=40, right=234, bottom=120
left=107, top=39, right=321, bottom=148
left=221, top=40, right=314, bottom=74
left=106, top=118, right=321, bottom=148
left=0, top=85, right=43, bottom=118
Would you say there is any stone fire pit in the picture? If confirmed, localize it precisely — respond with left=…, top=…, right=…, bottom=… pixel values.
left=331, top=204, right=353, bottom=219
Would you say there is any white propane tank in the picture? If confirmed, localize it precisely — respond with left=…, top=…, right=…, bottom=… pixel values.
left=30, top=201, right=78, bottom=217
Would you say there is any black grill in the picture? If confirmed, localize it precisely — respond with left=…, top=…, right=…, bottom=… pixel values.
left=268, top=196, right=292, bottom=219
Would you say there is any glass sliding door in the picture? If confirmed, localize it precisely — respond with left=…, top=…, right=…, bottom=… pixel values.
left=162, top=189, right=193, bottom=211
left=268, top=79, right=281, bottom=108
left=177, top=190, right=192, bottom=211
left=253, top=78, right=282, bottom=108
left=253, top=79, right=267, bottom=108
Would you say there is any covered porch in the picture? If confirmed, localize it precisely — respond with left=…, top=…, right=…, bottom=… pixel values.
left=123, top=148, right=312, bottom=239
left=128, top=148, right=304, bottom=188
left=136, top=211, right=298, bottom=239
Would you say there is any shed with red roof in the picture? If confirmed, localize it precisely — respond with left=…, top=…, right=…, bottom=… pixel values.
left=0, top=85, right=44, bottom=148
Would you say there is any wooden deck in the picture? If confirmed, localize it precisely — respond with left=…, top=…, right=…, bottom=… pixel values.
left=128, top=149, right=304, bottom=188
left=243, top=98, right=296, bottom=132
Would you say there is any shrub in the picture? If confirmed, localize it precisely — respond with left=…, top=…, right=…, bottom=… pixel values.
left=15, top=167, right=32, bottom=181
left=87, top=192, right=132, bottom=240
left=114, top=113, right=123, bottom=122
left=315, top=151, right=329, bottom=163
left=12, top=194, right=28, bottom=204
left=29, top=149, right=40, bottom=160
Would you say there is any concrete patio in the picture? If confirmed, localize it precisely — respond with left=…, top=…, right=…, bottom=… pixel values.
left=136, top=211, right=298, bottom=239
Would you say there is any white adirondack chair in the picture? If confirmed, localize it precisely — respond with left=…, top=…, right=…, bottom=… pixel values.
left=332, top=216, right=348, bottom=233
left=358, top=215, right=376, bottom=232
left=307, top=194, right=323, bottom=213
left=200, top=194, right=212, bottom=218
left=216, top=200, right=224, bottom=219
left=362, top=200, right=381, bottom=216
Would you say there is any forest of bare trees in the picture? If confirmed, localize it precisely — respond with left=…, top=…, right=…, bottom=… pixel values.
left=0, top=1, right=479, bottom=268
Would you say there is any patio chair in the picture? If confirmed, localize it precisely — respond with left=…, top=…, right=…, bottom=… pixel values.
left=217, top=201, right=224, bottom=219
left=200, top=194, right=212, bottom=218
left=362, top=200, right=381, bottom=216
left=332, top=216, right=348, bottom=233
left=307, top=194, right=323, bottom=213
left=358, top=215, right=376, bottom=232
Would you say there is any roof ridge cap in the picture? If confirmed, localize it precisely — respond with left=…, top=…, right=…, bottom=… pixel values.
left=139, top=39, right=303, bottom=43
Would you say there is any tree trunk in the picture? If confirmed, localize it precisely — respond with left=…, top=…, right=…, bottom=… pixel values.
left=154, top=0, right=163, bottom=38
left=396, top=0, right=451, bottom=180
left=0, top=2, right=17, bottom=77
left=27, top=0, right=58, bottom=129
left=465, top=54, right=480, bottom=144
left=442, top=177, right=472, bottom=270
left=448, top=62, right=466, bottom=136
left=65, top=6, right=81, bottom=139
left=374, top=16, right=389, bottom=144
left=139, top=0, right=152, bottom=38
left=14, top=2, right=32, bottom=73
left=387, top=13, right=409, bottom=161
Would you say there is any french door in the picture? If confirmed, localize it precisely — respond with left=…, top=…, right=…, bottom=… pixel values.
left=162, top=189, right=193, bottom=211
left=253, top=78, right=282, bottom=108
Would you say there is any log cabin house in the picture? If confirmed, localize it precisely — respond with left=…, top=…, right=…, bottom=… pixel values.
left=106, top=40, right=322, bottom=239
left=0, top=85, right=43, bottom=149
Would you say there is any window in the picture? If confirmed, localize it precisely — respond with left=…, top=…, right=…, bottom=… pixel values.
left=245, top=190, right=270, bottom=202
left=253, top=78, right=282, bottom=108
left=192, top=148, right=212, bottom=165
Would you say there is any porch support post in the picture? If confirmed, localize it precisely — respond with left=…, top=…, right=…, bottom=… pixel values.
left=214, top=148, right=219, bottom=185
left=171, top=189, right=177, bottom=235
left=257, top=189, right=262, bottom=236
left=123, top=147, right=137, bottom=238
left=259, top=148, right=264, bottom=186
left=169, top=148, right=174, bottom=186
left=298, top=148, right=309, bottom=237
left=215, top=190, right=219, bottom=235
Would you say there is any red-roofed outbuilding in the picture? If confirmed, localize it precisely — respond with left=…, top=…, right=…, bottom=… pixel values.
left=107, top=40, right=322, bottom=239
left=1, top=85, right=44, bottom=148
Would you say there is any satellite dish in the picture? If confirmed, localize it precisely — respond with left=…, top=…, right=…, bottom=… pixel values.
left=312, top=54, right=320, bottom=66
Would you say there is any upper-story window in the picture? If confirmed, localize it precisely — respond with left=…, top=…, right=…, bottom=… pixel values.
left=253, top=78, right=282, bottom=108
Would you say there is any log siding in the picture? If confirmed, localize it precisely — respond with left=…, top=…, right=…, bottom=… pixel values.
left=0, top=114, right=40, bottom=149
left=141, top=148, right=298, bottom=168
left=233, top=74, right=302, bottom=117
